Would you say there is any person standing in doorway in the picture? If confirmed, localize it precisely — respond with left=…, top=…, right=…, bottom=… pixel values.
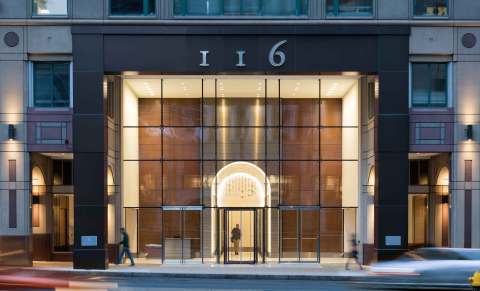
left=345, top=234, right=362, bottom=270
left=231, top=224, right=241, bottom=255
left=117, top=227, right=135, bottom=266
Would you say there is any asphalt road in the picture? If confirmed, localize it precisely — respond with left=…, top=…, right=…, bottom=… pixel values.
left=0, top=268, right=471, bottom=291
left=115, top=277, right=369, bottom=290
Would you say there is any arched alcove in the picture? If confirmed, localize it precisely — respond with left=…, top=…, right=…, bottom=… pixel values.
left=31, top=166, right=46, bottom=233
left=437, top=167, right=449, bottom=187
left=212, top=162, right=271, bottom=208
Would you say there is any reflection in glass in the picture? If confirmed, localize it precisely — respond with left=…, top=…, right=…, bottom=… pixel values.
left=414, top=0, right=448, bottom=17
left=412, top=63, right=448, bottom=107
left=174, top=0, right=308, bottom=16
left=33, top=62, right=70, bottom=107
left=110, top=0, right=156, bottom=16
left=326, top=0, right=373, bottom=17
left=33, top=0, right=68, bottom=16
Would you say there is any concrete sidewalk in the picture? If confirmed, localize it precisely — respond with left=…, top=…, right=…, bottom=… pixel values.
left=25, top=262, right=473, bottom=290
left=30, top=261, right=368, bottom=281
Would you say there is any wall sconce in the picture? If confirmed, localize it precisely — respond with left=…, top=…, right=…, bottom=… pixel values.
left=8, top=124, right=16, bottom=140
left=466, top=124, right=474, bottom=141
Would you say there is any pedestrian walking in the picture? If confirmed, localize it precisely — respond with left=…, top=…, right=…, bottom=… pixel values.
left=231, top=224, right=241, bottom=255
left=117, top=227, right=135, bottom=266
left=345, top=234, right=363, bottom=270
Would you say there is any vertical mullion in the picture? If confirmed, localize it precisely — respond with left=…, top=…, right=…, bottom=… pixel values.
left=161, top=78, right=165, bottom=262
left=278, top=79, right=281, bottom=263
left=297, top=210, right=300, bottom=262
left=278, top=79, right=281, bottom=205
left=201, top=79, right=205, bottom=264
left=201, top=79, right=204, bottom=206
left=278, top=209, right=282, bottom=262
left=264, top=78, right=267, bottom=264
left=318, top=79, right=322, bottom=263
left=181, top=210, right=185, bottom=263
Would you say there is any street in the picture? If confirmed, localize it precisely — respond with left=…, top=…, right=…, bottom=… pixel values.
left=114, top=277, right=368, bottom=291
left=0, top=269, right=471, bottom=291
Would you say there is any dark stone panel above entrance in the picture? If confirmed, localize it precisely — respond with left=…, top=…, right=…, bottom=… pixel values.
left=103, top=34, right=378, bottom=73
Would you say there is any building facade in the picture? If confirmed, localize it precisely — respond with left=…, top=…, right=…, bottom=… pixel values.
left=0, top=0, right=477, bottom=269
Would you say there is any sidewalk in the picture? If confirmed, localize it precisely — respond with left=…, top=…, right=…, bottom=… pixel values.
left=30, top=261, right=368, bottom=281
left=26, top=261, right=473, bottom=290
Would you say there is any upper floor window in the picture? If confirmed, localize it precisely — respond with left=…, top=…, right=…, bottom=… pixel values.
left=411, top=63, right=448, bottom=107
left=326, top=0, right=373, bottom=17
left=174, top=0, right=309, bottom=17
left=413, top=0, right=448, bottom=17
left=33, top=62, right=71, bottom=108
left=110, top=0, right=156, bottom=16
left=33, top=0, right=68, bottom=16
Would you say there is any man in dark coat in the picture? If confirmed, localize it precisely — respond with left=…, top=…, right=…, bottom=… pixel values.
left=117, top=227, right=135, bottom=266
left=231, top=224, right=241, bottom=255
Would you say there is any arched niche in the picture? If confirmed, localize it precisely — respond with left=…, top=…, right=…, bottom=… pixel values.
left=212, top=162, right=271, bottom=208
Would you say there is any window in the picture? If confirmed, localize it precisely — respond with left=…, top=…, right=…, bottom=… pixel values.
left=110, top=0, right=156, bottom=16
left=33, top=62, right=70, bottom=108
left=414, top=0, right=448, bottom=17
left=32, top=0, right=68, bottom=16
left=411, top=63, right=448, bottom=107
left=326, top=0, right=373, bottom=17
left=174, top=0, right=309, bottom=16
left=53, top=160, right=73, bottom=185
left=410, top=160, right=429, bottom=185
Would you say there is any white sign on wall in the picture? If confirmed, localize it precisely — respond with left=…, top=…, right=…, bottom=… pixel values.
left=385, top=235, right=401, bottom=246
left=81, top=235, right=98, bottom=247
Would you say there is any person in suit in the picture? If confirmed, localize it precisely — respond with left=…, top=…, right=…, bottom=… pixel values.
left=117, top=227, right=135, bottom=266
left=231, top=224, right=241, bottom=255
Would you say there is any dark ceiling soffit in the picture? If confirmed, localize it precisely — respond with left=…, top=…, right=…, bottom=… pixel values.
left=71, top=25, right=410, bottom=36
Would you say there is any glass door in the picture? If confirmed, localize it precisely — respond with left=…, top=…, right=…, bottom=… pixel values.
left=280, top=207, right=320, bottom=262
left=163, top=206, right=202, bottom=264
left=224, top=209, right=257, bottom=264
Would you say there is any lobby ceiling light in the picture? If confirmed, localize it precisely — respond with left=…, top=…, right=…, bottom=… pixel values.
left=143, top=82, right=155, bottom=97
left=327, top=82, right=339, bottom=97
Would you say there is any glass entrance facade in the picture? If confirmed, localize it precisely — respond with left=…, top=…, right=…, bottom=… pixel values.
left=122, top=75, right=359, bottom=264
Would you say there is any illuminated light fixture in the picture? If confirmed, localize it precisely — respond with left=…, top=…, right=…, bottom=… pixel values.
left=466, top=124, right=474, bottom=140
left=8, top=124, right=16, bottom=140
left=342, top=71, right=360, bottom=76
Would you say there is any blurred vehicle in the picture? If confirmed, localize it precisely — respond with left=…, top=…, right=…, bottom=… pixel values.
left=369, top=248, right=480, bottom=283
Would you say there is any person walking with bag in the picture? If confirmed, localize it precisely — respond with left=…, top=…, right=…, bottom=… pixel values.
left=117, top=227, right=135, bottom=266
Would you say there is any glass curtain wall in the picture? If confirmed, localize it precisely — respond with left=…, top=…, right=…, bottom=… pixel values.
left=122, top=76, right=359, bottom=264
left=326, top=0, right=373, bottom=17
left=174, top=0, right=309, bottom=16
